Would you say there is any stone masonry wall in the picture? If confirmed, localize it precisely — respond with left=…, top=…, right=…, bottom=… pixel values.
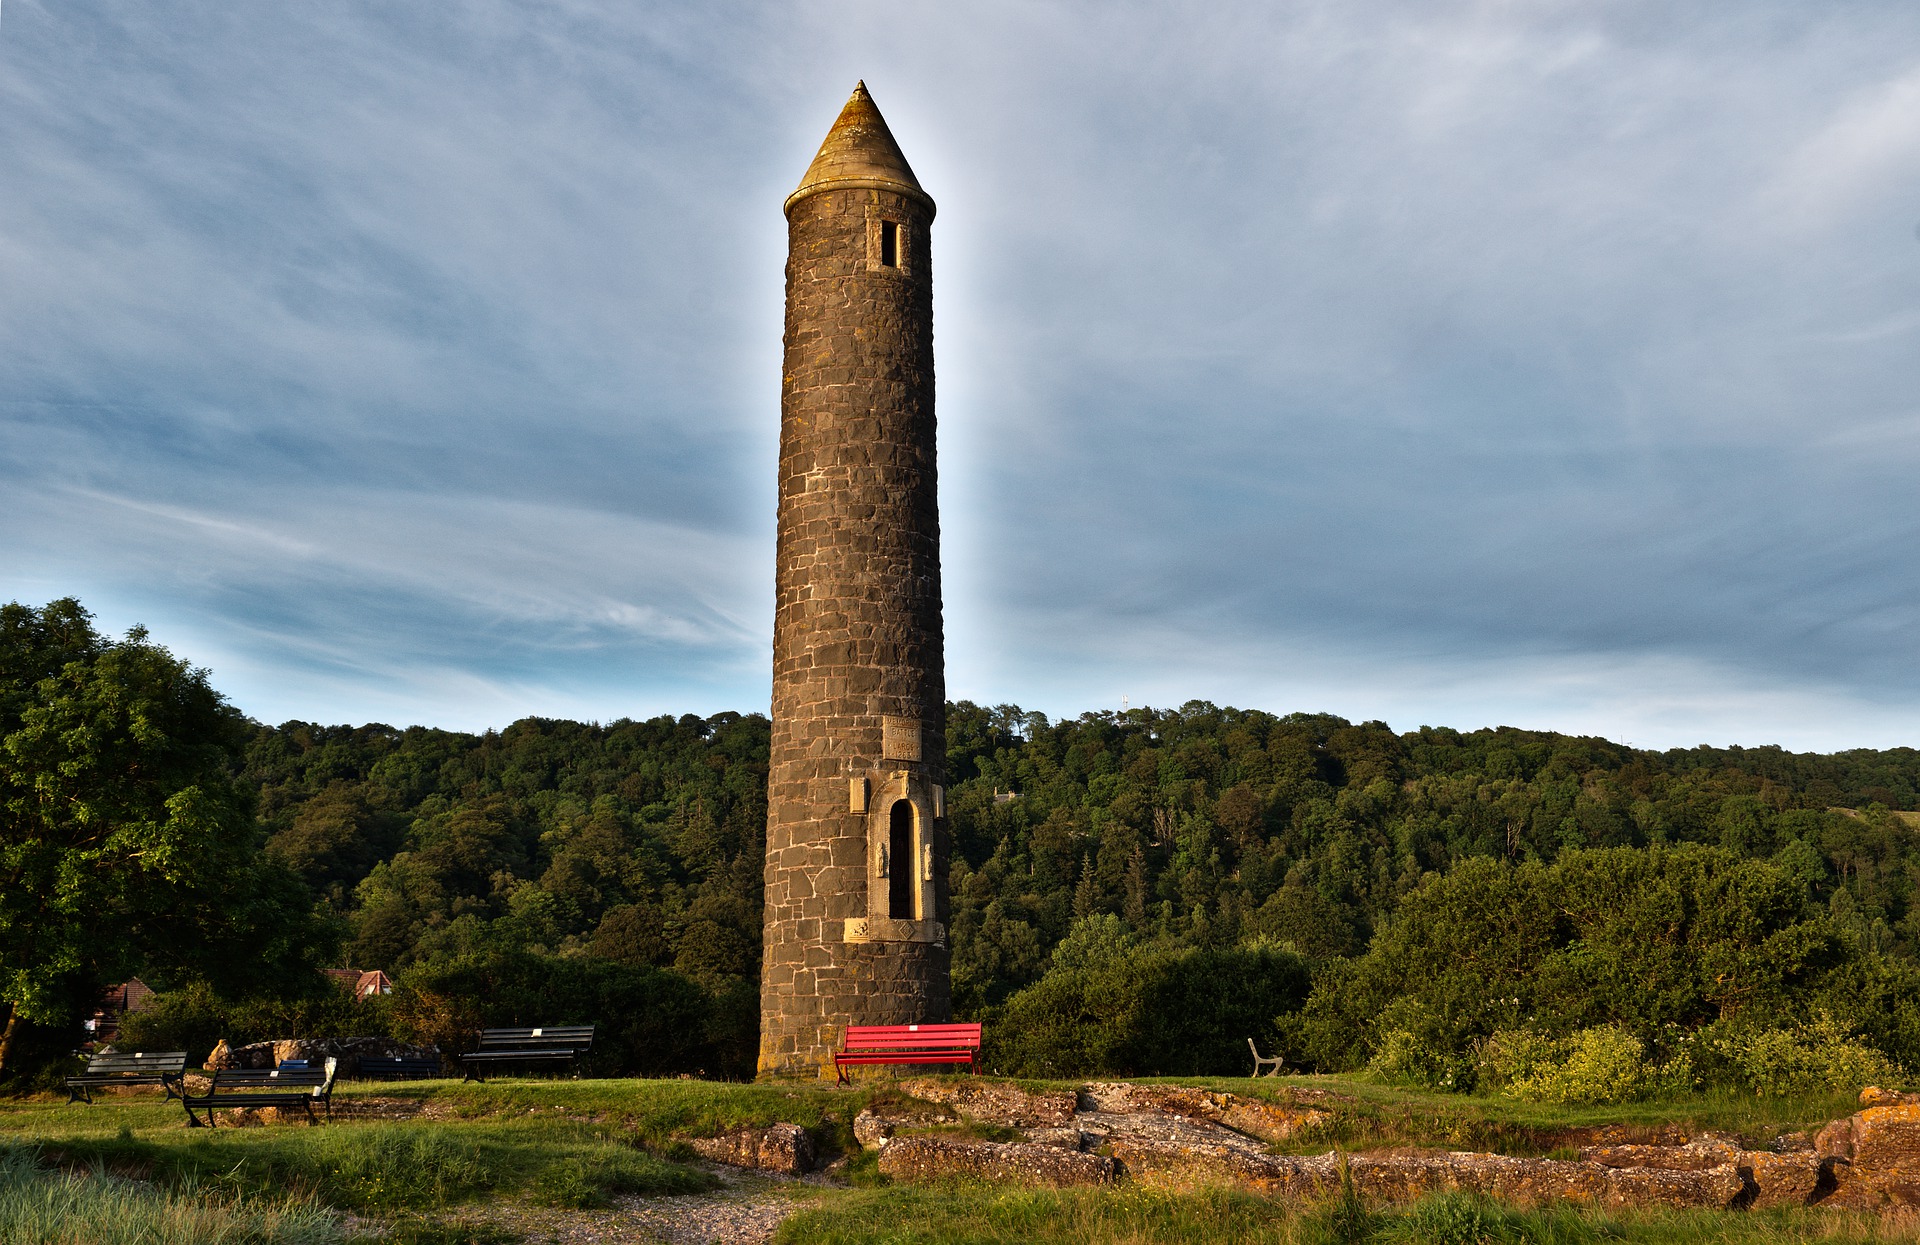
left=760, top=183, right=950, bottom=1078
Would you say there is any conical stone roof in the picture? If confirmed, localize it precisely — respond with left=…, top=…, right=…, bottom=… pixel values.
left=785, top=81, right=934, bottom=218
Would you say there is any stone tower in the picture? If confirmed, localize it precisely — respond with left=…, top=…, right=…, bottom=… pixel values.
left=760, top=82, right=949, bottom=1078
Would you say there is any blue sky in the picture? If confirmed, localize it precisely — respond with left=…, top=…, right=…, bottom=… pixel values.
left=2, top=2, right=1918, bottom=750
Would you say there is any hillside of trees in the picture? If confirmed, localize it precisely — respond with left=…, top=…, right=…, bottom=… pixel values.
left=246, top=703, right=1920, bottom=990
left=12, top=597, right=1920, bottom=1090
left=191, top=702, right=1920, bottom=1081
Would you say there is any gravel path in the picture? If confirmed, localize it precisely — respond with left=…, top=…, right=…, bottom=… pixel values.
left=449, top=1165, right=820, bottom=1245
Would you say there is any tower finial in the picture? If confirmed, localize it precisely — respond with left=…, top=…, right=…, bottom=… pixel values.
left=785, top=82, right=933, bottom=218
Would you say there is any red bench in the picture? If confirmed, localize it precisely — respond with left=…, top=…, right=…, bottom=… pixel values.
left=833, top=1023, right=982, bottom=1085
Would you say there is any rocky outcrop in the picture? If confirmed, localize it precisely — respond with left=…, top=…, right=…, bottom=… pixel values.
left=690, top=1124, right=815, bottom=1176
left=899, top=1078, right=1077, bottom=1127
left=1094, top=1140, right=1748, bottom=1209
left=878, top=1137, right=1115, bottom=1187
left=1079, top=1083, right=1335, bottom=1143
left=1860, top=1087, right=1920, bottom=1108
left=1578, top=1135, right=1820, bottom=1208
left=852, top=1110, right=896, bottom=1151
left=1818, top=1102, right=1920, bottom=1208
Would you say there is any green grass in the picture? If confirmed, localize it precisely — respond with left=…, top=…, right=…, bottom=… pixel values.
left=776, top=1183, right=1920, bottom=1245
left=0, top=1144, right=343, bottom=1245
left=1, top=1073, right=1910, bottom=1244
left=39, top=1116, right=713, bottom=1212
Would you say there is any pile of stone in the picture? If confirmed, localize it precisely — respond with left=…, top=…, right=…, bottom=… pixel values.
left=204, top=1036, right=441, bottom=1076
left=827, top=1079, right=1920, bottom=1213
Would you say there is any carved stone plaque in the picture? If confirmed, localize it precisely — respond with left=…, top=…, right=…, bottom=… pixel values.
left=881, top=715, right=921, bottom=762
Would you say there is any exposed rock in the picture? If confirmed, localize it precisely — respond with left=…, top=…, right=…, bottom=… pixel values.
left=204, top=1040, right=238, bottom=1071
left=1104, top=1140, right=1746, bottom=1209
left=1847, top=1104, right=1920, bottom=1174
left=1074, top=1108, right=1273, bottom=1157
left=878, top=1136, right=1115, bottom=1187
left=1821, top=1104, right=1920, bottom=1208
left=689, top=1123, right=815, bottom=1176
left=852, top=1110, right=895, bottom=1151
left=1580, top=1141, right=1730, bottom=1171
left=1861, top=1087, right=1920, bottom=1108
left=1025, top=1127, right=1087, bottom=1151
left=1104, top=1135, right=1332, bottom=1197
left=1773, top=1131, right=1814, bottom=1154
left=1741, top=1150, right=1823, bottom=1209
left=900, top=1078, right=1077, bottom=1127
left=1078, top=1082, right=1333, bottom=1142
left=1816, top=1116, right=1857, bottom=1162
left=1577, top=1136, right=1820, bottom=1209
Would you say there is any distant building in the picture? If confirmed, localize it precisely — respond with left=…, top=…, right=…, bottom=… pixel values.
left=325, top=968, right=392, bottom=1001
left=84, top=978, right=155, bottom=1045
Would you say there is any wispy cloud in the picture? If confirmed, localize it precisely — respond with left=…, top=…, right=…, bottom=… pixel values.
left=1, top=1, right=1918, bottom=747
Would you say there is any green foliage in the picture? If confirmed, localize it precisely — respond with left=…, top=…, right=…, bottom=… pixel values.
left=393, top=950, right=747, bottom=1077
left=1288, top=845, right=1918, bottom=1089
left=987, top=916, right=1309, bottom=1076
left=0, top=598, right=331, bottom=1077
left=1707, top=1015, right=1906, bottom=1098
left=308, top=1126, right=496, bottom=1209
left=118, top=980, right=396, bottom=1063
left=1378, top=1193, right=1595, bottom=1244
left=1301, top=1154, right=1377, bottom=1245
left=1489, top=1026, right=1670, bottom=1106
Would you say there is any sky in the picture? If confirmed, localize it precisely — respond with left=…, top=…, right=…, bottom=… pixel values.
left=2, top=1, right=1918, bottom=752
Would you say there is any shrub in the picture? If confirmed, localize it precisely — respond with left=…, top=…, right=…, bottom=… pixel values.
left=1714, top=1015, right=1905, bottom=1097
left=1474, top=1028, right=1563, bottom=1093
left=986, top=918, right=1310, bottom=1077
left=395, top=950, right=736, bottom=1077
left=118, top=981, right=396, bottom=1063
left=1484, top=1025, right=1684, bottom=1105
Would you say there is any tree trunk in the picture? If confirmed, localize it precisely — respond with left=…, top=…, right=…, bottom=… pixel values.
left=0, top=1004, right=18, bottom=1078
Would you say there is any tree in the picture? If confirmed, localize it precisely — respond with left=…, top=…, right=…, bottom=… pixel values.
left=0, top=598, right=317, bottom=1074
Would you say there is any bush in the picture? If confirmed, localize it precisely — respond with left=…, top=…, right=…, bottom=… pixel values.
left=1713, top=1015, right=1905, bottom=1097
left=118, top=981, right=395, bottom=1063
left=986, top=917, right=1310, bottom=1077
left=1504, top=1026, right=1660, bottom=1105
left=1292, top=845, right=1917, bottom=1088
left=394, top=951, right=741, bottom=1077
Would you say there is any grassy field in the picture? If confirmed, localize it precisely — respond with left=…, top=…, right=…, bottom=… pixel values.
left=0, top=1074, right=1908, bottom=1244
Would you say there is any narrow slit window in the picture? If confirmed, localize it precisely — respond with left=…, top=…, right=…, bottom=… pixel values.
left=879, top=220, right=899, bottom=268
left=888, top=800, right=914, bottom=918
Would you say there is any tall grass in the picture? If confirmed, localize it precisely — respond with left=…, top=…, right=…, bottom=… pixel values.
left=44, top=1117, right=714, bottom=1212
left=776, top=1184, right=1920, bottom=1245
left=0, top=1145, right=341, bottom=1245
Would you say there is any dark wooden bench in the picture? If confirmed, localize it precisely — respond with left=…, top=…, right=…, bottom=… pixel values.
left=458, top=1026, right=594, bottom=1082
left=178, top=1058, right=337, bottom=1128
left=355, top=1055, right=443, bottom=1081
left=64, top=1050, right=188, bottom=1104
left=834, top=1023, right=981, bottom=1085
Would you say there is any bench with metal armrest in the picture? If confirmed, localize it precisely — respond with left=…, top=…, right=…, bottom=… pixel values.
left=178, top=1058, right=337, bottom=1128
left=64, top=1050, right=188, bottom=1104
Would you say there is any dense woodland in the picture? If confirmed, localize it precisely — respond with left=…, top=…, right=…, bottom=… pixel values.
left=10, top=595, right=1920, bottom=1088
left=194, top=703, right=1920, bottom=1082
